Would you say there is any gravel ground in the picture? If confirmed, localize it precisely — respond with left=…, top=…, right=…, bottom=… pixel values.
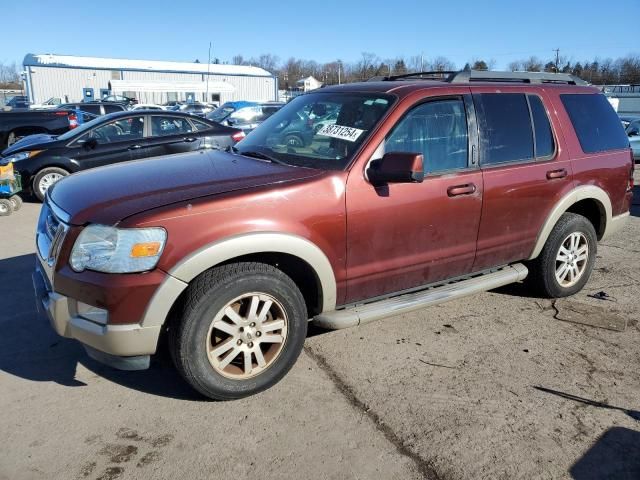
left=1, top=176, right=638, bottom=480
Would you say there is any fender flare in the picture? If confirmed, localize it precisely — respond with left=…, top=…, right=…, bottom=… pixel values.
left=528, top=185, right=611, bottom=260
left=141, top=232, right=337, bottom=328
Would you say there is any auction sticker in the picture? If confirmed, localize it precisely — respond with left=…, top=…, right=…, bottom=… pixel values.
left=317, top=124, right=365, bottom=142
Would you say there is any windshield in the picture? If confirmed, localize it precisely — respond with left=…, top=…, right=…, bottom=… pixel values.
left=57, top=114, right=111, bottom=141
left=207, top=105, right=236, bottom=123
left=235, top=92, right=394, bottom=170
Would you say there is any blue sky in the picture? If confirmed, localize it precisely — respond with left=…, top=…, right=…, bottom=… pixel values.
left=2, top=0, right=638, bottom=70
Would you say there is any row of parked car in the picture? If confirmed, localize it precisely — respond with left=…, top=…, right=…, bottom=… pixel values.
left=0, top=96, right=344, bottom=202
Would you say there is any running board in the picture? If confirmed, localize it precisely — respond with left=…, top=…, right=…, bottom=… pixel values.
left=313, top=263, right=528, bottom=330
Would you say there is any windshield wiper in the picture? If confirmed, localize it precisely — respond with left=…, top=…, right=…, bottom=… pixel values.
left=239, top=150, right=289, bottom=166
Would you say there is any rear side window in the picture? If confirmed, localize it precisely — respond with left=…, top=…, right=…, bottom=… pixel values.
left=473, top=93, right=534, bottom=165
left=527, top=95, right=555, bottom=158
left=560, top=94, right=629, bottom=153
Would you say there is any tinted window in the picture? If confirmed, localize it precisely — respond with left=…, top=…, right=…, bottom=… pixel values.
left=191, top=119, right=213, bottom=131
left=150, top=116, right=193, bottom=136
left=560, top=94, right=629, bottom=153
left=528, top=95, right=554, bottom=157
left=88, top=116, right=144, bottom=142
left=385, top=98, right=468, bottom=173
left=474, top=93, right=534, bottom=165
left=81, top=105, right=101, bottom=115
left=103, top=104, right=124, bottom=113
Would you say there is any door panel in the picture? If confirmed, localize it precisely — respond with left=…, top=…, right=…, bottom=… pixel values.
left=345, top=171, right=483, bottom=303
left=135, top=115, right=203, bottom=159
left=344, top=95, right=482, bottom=304
left=470, top=88, right=574, bottom=271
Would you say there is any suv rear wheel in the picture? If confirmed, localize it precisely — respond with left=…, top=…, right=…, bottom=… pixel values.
left=169, top=262, right=308, bottom=400
left=527, top=212, right=597, bottom=298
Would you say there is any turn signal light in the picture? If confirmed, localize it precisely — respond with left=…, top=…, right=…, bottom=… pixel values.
left=130, top=242, right=162, bottom=258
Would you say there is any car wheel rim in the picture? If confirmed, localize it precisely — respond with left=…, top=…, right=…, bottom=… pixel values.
left=0, top=203, right=8, bottom=214
left=39, top=173, right=63, bottom=195
left=555, top=232, right=589, bottom=288
left=206, top=292, right=288, bottom=380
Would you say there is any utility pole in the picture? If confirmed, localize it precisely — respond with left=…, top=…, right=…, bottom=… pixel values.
left=205, top=41, right=212, bottom=103
left=421, top=52, right=424, bottom=72
left=553, top=48, right=560, bottom=73
left=337, top=61, right=341, bottom=85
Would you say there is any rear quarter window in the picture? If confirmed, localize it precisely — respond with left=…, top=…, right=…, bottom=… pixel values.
left=560, top=93, right=629, bottom=153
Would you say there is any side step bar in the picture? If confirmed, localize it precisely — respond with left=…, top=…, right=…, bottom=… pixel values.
left=313, top=263, right=528, bottom=330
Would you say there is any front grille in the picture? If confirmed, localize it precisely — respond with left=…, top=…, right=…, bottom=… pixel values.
left=36, top=200, right=68, bottom=267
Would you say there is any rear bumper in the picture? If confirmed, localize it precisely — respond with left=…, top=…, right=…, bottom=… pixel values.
left=33, top=257, right=161, bottom=365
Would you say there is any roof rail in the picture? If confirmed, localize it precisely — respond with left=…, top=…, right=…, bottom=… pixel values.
left=369, top=69, right=588, bottom=86
left=367, top=71, right=457, bottom=82
left=449, top=70, right=589, bottom=85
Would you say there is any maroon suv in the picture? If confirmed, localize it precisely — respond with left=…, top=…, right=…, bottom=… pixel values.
left=33, top=70, right=634, bottom=400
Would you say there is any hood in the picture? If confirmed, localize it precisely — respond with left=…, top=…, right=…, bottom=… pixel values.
left=49, top=150, right=324, bottom=225
left=2, top=134, right=58, bottom=156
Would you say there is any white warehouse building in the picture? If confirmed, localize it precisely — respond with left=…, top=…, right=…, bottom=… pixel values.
left=23, top=53, right=278, bottom=105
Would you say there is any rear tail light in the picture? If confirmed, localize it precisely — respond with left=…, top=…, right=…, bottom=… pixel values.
left=231, top=131, right=246, bottom=143
left=68, top=112, right=78, bottom=129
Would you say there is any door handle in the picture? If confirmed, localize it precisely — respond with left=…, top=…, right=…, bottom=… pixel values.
left=128, top=144, right=142, bottom=150
left=447, top=183, right=476, bottom=197
left=183, top=137, right=197, bottom=143
left=546, top=168, right=568, bottom=180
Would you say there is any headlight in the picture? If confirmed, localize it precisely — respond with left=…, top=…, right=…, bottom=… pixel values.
left=70, top=225, right=167, bottom=273
left=2, top=150, right=43, bottom=163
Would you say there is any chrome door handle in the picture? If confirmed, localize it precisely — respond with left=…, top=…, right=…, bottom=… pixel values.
left=447, top=183, right=477, bottom=197
left=183, top=137, right=197, bottom=143
left=128, top=144, right=142, bottom=150
left=546, top=168, right=567, bottom=179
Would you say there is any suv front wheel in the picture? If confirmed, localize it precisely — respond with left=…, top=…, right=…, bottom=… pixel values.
left=527, top=212, right=597, bottom=298
left=169, top=262, right=308, bottom=400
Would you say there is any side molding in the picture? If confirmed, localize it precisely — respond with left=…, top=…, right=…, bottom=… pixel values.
left=168, top=232, right=337, bottom=313
left=528, top=185, right=612, bottom=260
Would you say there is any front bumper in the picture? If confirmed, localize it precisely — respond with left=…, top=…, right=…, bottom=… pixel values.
left=33, top=257, right=161, bottom=368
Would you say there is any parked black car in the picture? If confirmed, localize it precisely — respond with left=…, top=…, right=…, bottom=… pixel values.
left=0, top=108, right=85, bottom=148
left=101, top=94, right=138, bottom=107
left=176, top=102, right=211, bottom=117
left=0, top=110, right=245, bottom=201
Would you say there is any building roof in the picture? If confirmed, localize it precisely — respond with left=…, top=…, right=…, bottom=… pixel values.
left=23, top=53, right=273, bottom=78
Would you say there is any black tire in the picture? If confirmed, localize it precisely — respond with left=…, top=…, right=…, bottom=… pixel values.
left=284, top=134, right=304, bottom=148
left=0, top=198, right=14, bottom=216
left=33, top=167, right=69, bottom=202
left=527, top=212, right=597, bottom=298
left=9, top=195, right=22, bottom=211
left=169, top=262, right=308, bottom=400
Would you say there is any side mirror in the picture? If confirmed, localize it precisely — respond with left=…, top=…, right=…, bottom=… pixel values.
left=78, top=138, right=98, bottom=149
left=367, top=152, right=424, bottom=186
left=628, top=128, right=639, bottom=137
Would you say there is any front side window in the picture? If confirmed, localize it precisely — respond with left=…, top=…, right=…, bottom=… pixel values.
left=236, top=93, right=394, bottom=170
left=87, top=116, right=145, bottom=143
left=474, top=93, right=534, bottom=165
left=384, top=98, right=469, bottom=173
left=150, top=116, right=193, bottom=136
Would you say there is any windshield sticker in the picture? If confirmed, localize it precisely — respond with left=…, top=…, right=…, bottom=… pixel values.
left=317, top=124, right=365, bottom=142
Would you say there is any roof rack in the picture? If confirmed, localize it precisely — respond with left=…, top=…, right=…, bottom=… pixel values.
left=369, top=70, right=588, bottom=86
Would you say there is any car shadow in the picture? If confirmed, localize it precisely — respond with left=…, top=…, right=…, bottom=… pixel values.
left=534, top=386, right=640, bottom=478
left=570, top=427, right=640, bottom=479
left=0, top=253, right=203, bottom=401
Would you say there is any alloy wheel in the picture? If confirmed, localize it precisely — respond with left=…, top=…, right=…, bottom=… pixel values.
left=555, top=232, right=589, bottom=288
left=205, top=292, right=288, bottom=379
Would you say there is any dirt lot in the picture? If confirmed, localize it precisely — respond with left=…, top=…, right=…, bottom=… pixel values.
left=1, top=178, right=639, bottom=480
